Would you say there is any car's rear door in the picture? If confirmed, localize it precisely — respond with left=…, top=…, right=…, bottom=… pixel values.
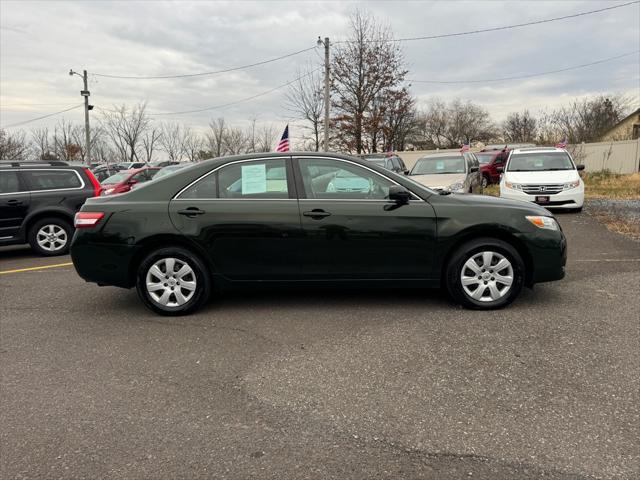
left=0, top=169, right=30, bottom=241
left=293, top=156, right=437, bottom=280
left=168, top=157, right=303, bottom=281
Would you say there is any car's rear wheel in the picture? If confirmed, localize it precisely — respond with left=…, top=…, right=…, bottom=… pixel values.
left=28, top=217, right=73, bottom=256
left=481, top=175, right=489, bottom=189
left=136, top=247, right=211, bottom=316
left=445, top=238, right=524, bottom=310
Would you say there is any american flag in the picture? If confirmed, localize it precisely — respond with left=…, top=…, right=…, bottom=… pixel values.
left=555, top=136, right=568, bottom=149
left=275, top=124, right=290, bottom=152
left=460, top=141, right=470, bottom=152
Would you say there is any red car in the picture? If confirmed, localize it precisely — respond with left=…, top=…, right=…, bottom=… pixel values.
left=476, top=147, right=510, bottom=187
left=101, top=167, right=160, bottom=195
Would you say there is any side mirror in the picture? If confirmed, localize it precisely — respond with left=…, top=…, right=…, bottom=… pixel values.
left=403, top=169, right=410, bottom=175
left=470, top=166, right=479, bottom=173
left=576, top=164, right=585, bottom=171
left=496, top=166, right=504, bottom=173
left=388, top=185, right=411, bottom=205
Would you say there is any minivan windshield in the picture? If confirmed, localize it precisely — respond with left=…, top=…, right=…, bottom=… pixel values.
left=507, top=152, right=574, bottom=172
left=475, top=153, right=496, bottom=164
left=411, top=156, right=465, bottom=175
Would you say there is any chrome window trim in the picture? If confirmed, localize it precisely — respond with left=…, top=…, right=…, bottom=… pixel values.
left=173, top=157, right=291, bottom=200
left=0, top=168, right=85, bottom=196
left=296, top=156, right=424, bottom=201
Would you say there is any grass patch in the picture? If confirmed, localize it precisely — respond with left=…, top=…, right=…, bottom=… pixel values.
left=591, top=212, right=640, bottom=241
left=582, top=171, right=640, bottom=199
left=483, top=184, right=500, bottom=197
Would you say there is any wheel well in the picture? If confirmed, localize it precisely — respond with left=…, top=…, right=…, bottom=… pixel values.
left=128, top=234, right=214, bottom=286
left=24, top=211, right=74, bottom=236
left=440, top=229, right=534, bottom=286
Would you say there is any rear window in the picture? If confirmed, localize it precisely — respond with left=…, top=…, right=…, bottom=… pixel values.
left=103, top=172, right=129, bottom=184
left=22, top=170, right=82, bottom=191
left=475, top=153, right=495, bottom=164
left=411, top=156, right=466, bottom=175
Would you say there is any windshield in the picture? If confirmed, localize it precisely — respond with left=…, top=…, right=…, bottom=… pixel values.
left=103, top=172, right=129, bottom=184
left=411, top=156, right=466, bottom=175
left=507, top=152, right=574, bottom=172
left=475, top=153, right=495, bottom=164
left=364, top=158, right=385, bottom=166
left=154, top=165, right=183, bottom=179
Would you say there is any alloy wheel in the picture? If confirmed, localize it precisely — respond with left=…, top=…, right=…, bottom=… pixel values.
left=460, top=251, right=514, bottom=302
left=36, top=224, right=68, bottom=252
left=145, top=257, right=197, bottom=307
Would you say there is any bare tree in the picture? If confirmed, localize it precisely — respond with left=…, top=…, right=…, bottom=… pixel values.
left=206, top=118, right=227, bottom=157
left=159, top=122, right=186, bottom=162
left=52, top=119, right=82, bottom=161
left=502, top=110, right=538, bottom=143
left=100, top=103, right=150, bottom=161
left=257, top=124, right=278, bottom=152
left=378, top=87, right=416, bottom=151
left=285, top=63, right=324, bottom=151
left=222, top=127, right=247, bottom=155
left=182, top=127, right=203, bottom=162
left=0, top=129, right=30, bottom=160
left=331, top=9, right=408, bottom=153
left=31, top=127, right=54, bottom=160
left=141, top=128, right=163, bottom=163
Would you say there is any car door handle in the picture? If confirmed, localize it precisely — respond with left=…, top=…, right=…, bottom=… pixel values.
left=303, top=209, right=331, bottom=220
left=177, top=207, right=205, bottom=217
left=6, top=199, right=23, bottom=206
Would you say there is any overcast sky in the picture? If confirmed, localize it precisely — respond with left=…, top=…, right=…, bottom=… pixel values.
left=1, top=0, right=639, bottom=135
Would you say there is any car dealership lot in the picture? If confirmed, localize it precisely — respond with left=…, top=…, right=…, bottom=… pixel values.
left=1, top=211, right=638, bottom=479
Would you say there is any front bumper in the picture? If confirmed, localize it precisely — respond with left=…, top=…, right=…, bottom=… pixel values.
left=500, top=186, right=584, bottom=209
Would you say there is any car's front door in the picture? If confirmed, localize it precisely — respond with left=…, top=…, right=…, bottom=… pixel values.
left=169, top=157, right=303, bottom=281
left=293, top=157, right=437, bottom=280
left=0, top=170, right=30, bottom=241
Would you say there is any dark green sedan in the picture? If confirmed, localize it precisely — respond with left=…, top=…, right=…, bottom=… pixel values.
left=71, top=152, right=566, bottom=315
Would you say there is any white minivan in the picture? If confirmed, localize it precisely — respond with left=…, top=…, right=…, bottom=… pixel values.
left=500, top=147, right=585, bottom=211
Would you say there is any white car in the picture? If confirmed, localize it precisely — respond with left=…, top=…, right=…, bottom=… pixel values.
left=500, top=147, right=585, bottom=211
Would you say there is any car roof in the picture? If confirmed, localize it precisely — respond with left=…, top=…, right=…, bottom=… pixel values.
left=510, top=147, right=567, bottom=154
left=417, top=152, right=465, bottom=159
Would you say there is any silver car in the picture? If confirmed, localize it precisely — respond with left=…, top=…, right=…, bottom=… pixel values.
left=408, top=152, right=483, bottom=193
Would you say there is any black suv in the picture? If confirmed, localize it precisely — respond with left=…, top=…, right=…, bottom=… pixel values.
left=0, top=161, right=101, bottom=256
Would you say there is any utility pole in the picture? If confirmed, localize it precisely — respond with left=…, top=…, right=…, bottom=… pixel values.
left=69, top=69, right=92, bottom=166
left=318, top=36, right=330, bottom=152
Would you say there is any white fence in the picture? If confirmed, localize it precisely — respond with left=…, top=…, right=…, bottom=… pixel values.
left=398, top=139, right=640, bottom=174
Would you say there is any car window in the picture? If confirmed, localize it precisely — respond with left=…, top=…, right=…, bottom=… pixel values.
left=22, top=170, right=82, bottom=191
left=218, top=159, right=289, bottom=199
left=475, top=153, right=494, bottom=164
left=507, top=152, right=574, bottom=172
left=0, top=171, right=21, bottom=193
left=411, top=156, right=466, bottom=175
left=390, top=158, right=401, bottom=169
left=298, top=158, right=394, bottom=200
left=180, top=172, right=218, bottom=199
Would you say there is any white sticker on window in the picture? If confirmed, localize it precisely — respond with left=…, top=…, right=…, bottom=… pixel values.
left=436, top=161, right=444, bottom=170
left=241, top=164, right=267, bottom=194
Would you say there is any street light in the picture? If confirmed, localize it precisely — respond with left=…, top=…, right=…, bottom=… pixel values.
left=69, top=69, right=92, bottom=165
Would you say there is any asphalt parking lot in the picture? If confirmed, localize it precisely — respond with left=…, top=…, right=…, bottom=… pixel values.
left=1, top=211, right=638, bottom=479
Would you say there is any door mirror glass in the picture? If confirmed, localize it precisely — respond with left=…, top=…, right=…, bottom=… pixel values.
left=576, top=164, right=585, bottom=171
left=470, top=166, right=479, bottom=173
left=496, top=166, right=504, bottom=173
left=388, top=185, right=411, bottom=204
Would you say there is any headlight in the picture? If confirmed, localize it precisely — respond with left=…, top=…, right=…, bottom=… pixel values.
left=505, top=181, right=523, bottom=191
left=448, top=182, right=464, bottom=192
left=563, top=180, right=580, bottom=190
left=526, top=216, right=559, bottom=231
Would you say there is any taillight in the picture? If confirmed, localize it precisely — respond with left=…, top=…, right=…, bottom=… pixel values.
left=84, top=168, right=103, bottom=197
left=75, top=212, right=105, bottom=228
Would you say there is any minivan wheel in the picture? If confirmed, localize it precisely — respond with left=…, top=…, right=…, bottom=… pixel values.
left=28, top=217, right=73, bottom=256
left=136, top=247, right=211, bottom=316
left=445, top=238, right=524, bottom=310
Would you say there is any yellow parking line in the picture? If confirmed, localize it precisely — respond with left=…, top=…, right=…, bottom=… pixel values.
left=0, top=262, right=73, bottom=275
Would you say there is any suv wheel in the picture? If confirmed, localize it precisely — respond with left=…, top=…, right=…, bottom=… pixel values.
left=136, top=247, right=211, bottom=316
left=445, top=238, right=524, bottom=310
left=481, top=175, right=489, bottom=188
left=28, top=217, right=73, bottom=256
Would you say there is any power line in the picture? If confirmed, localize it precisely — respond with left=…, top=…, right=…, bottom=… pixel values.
left=409, top=50, right=640, bottom=84
left=336, top=0, right=638, bottom=44
left=0, top=104, right=83, bottom=129
left=145, top=67, right=322, bottom=116
left=92, top=46, right=318, bottom=80
left=0, top=102, right=80, bottom=107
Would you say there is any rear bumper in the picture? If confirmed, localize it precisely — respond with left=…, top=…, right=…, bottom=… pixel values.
left=71, top=234, right=139, bottom=288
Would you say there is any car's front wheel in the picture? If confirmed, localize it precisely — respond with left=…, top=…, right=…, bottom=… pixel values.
left=481, top=175, right=489, bottom=189
left=136, top=247, right=211, bottom=316
left=445, top=238, right=524, bottom=310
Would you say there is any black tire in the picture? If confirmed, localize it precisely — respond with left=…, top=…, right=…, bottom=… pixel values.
left=136, top=247, right=211, bottom=316
left=445, top=237, right=525, bottom=310
left=481, top=175, right=489, bottom=189
left=28, top=217, right=73, bottom=256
